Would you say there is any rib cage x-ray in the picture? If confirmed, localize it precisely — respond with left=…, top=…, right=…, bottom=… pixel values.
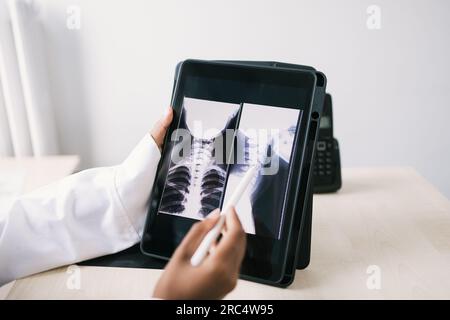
left=158, top=98, right=239, bottom=220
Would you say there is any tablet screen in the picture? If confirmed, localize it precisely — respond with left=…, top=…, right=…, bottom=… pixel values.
left=157, top=97, right=300, bottom=240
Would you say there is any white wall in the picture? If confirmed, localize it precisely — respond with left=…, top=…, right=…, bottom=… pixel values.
left=37, top=0, right=450, bottom=197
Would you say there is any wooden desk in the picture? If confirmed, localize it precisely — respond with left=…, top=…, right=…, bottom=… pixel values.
left=0, top=156, right=80, bottom=299
left=3, top=167, right=450, bottom=299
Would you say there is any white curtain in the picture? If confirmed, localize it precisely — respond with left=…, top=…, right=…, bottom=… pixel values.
left=0, top=0, right=59, bottom=157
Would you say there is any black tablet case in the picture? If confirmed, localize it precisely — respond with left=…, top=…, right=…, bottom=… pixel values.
left=80, top=60, right=325, bottom=281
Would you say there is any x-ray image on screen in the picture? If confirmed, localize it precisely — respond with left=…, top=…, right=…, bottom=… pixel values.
left=223, top=103, right=301, bottom=239
left=158, top=97, right=240, bottom=220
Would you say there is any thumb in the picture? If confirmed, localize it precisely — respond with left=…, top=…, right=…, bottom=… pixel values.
left=151, top=107, right=174, bottom=150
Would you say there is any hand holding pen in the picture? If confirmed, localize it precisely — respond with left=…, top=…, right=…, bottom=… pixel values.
left=153, top=207, right=246, bottom=299
left=153, top=166, right=256, bottom=299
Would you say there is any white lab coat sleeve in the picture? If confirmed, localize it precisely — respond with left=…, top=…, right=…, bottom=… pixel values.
left=0, top=134, right=161, bottom=286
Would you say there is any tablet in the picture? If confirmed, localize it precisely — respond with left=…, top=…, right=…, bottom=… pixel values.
left=141, top=60, right=318, bottom=285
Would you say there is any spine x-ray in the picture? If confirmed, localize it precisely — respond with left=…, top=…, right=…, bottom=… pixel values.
left=158, top=97, right=301, bottom=239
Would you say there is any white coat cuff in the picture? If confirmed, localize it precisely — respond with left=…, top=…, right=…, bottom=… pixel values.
left=115, top=134, right=161, bottom=238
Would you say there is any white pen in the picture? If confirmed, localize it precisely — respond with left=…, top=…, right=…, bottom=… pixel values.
left=190, top=165, right=257, bottom=267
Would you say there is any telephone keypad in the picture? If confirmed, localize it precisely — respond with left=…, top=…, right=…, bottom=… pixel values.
left=313, top=139, right=334, bottom=180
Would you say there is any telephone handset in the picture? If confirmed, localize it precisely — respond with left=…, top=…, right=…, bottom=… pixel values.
left=313, top=94, right=342, bottom=193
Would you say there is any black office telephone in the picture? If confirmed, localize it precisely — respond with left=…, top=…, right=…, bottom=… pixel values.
left=313, top=94, right=342, bottom=193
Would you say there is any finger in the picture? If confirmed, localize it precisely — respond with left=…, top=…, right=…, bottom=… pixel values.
left=213, top=207, right=246, bottom=261
left=206, top=209, right=220, bottom=220
left=173, top=209, right=221, bottom=260
left=225, top=206, right=244, bottom=236
left=150, top=107, right=174, bottom=150
left=210, top=241, right=218, bottom=252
